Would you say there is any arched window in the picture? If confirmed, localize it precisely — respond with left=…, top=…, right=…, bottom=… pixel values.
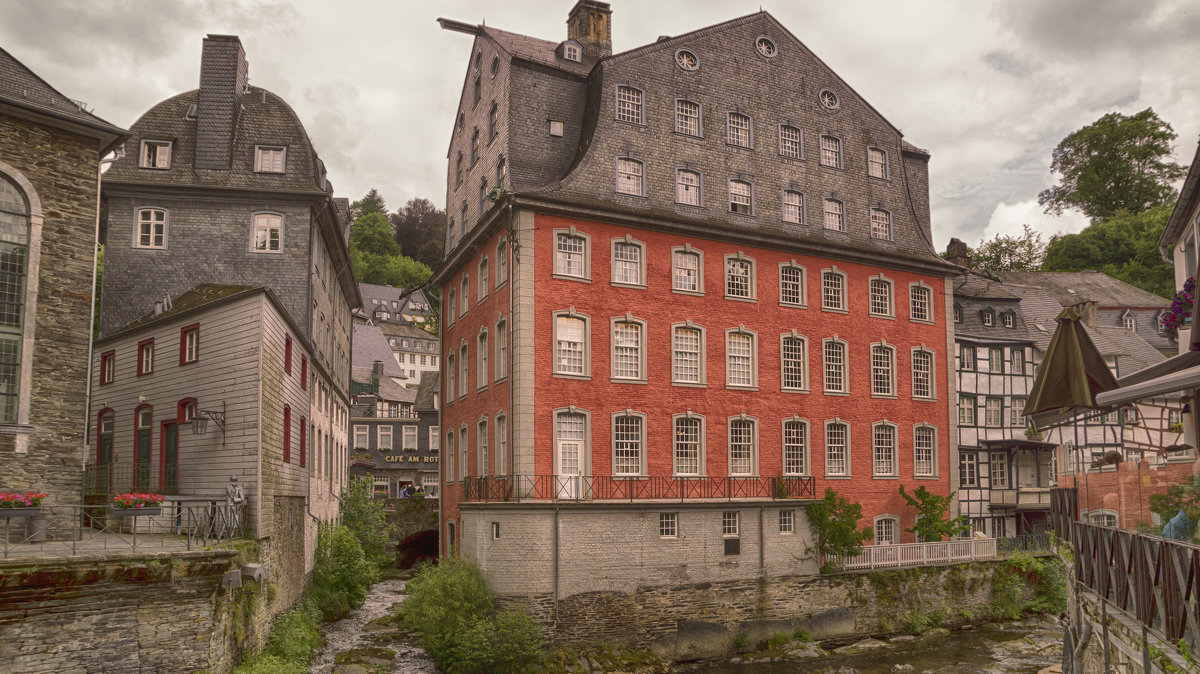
left=0, top=173, right=32, bottom=425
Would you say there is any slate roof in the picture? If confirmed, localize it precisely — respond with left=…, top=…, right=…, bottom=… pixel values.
left=415, top=371, right=441, bottom=412
left=483, top=26, right=596, bottom=77
left=997, top=271, right=1170, bottom=308
left=359, top=283, right=431, bottom=318
left=0, top=46, right=127, bottom=149
left=379, top=321, right=438, bottom=343
left=107, top=283, right=258, bottom=338
left=1095, top=326, right=1167, bottom=375
left=351, top=323, right=407, bottom=380
left=103, top=86, right=328, bottom=195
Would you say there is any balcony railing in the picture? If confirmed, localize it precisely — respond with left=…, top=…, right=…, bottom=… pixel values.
left=829, top=538, right=998, bottom=571
left=989, top=487, right=1051, bottom=509
left=462, top=474, right=816, bottom=503
left=351, top=406, right=417, bottom=419
left=84, top=463, right=179, bottom=495
left=996, top=532, right=1054, bottom=556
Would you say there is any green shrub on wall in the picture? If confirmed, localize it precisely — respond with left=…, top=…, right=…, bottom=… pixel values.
left=806, top=488, right=872, bottom=572
left=310, top=525, right=379, bottom=621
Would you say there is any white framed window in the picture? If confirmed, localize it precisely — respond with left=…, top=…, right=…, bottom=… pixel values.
left=782, top=190, right=804, bottom=224
left=659, top=512, right=678, bottom=537
left=252, top=212, right=283, bottom=252
left=960, top=453, right=978, bottom=487
left=725, top=328, right=757, bottom=389
left=823, top=338, right=847, bottom=394
left=676, top=169, right=702, bottom=206
left=981, top=309, right=995, bottom=326
left=612, top=411, right=646, bottom=476
left=724, top=253, right=755, bottom=299
left=477, top=330, right=489, bottom=390
left=870, top=208, right=892, bottom=240
left=873, top=422, right=897, bottom=477
left=616, top=157, right=645, bottom=196
left=1123, top=313, right=1135, bottom=331
left=672, top=246, right=703, bottom=293
left=779, top=263, right=805, bottom=306
left=867, top=146, right=888, bottom=179
left=985, top=397, right=1003, bottom=427
left=779, top=509, right=795, bottom=534
left=1003, top=311, right=1016, bottom=328
left=910, top=284, right=932, bottom=323
left=723, top=511, right=739, bottom=536
left=403, top=425, right=418, bottom=450
left=729, top=179, right=752, bottom=215
left=470, top=128, right=479, bottom=164
left=959, top=344, right=976, bottom=371
left=819, top=135, right=841, bottom=168
left=140, top=140, right=171, bottom=169
left=914, top=425, right=936, bottom=477
left=611, top=317, right=645, bottom=382
left=990, top=451, right=1008, bottom=489
left=825, top=420, right=849, bottom=476
left=821, top=269, right=846, bottom=311
left=988, top=348, right=1004, bottom=373
left=958, top=395, right=977, bottom=426
left=1011, top=398, right=1027, bottom=427
left=563, top=41, right=581, bottom=62
left=446, top=290, right=456, bottom=328
left=1089, top=510, right=1118, bottom=527
left=460, top=276, right=470, bottom=316
left=616, top=85, right=643, bottom=124
left=353, top=425, right=368, bottom=448
left=672, top=322, right=705, bottom=385
left=430, top=426, right=440, bottom=451
left=495, top=318, right=507, bottom=381
left=822, top=198, right=844, bottom=231
left=445, top=431, right=455, bottom=482
left=549, top=120, right=564, bottom=136
left=869, top=277, right=893, bottom=317
left=255, top=146, right=286, bottom=173
left=446, top=353, right=455, bottom=401
left=781, top=334, right=807, bottom=391
left=478, top=419, right=489, bottom=476
left=495, top=413, right=507, bottom=475
left=673, top=413, right=705, bottom=476
left=553, top=311, right=590, bottom=377
left=478, top=257, right=489, bottom=300
left=553, top=229, right=590, bottom=279
left=459, top=343, right=468, bottom=398
left=611, top=237, right=645, bottom=287
left=727, top=112, right=751, bottom=147
left=1012, top=349, right=1025, bottom=376
left=378, top=425, right=393, bottom=450
left=870, top=343, right=896, bottom=397
left=675, top=99, right=701, bottom=136
left=136, top=208, right=167, bottom=248
left=779, top=124, right=802, bottom=159
left=727, top=415, right=757, bottom=476
left=496, top=238, right=509, bottom=287
left=912, top=348, right=935, bottom=400
left=953, top=304, right=962, bottom=323
left=553, top=408, right=589, bottom=484
left=874, top=516, right=898, bottom=545
left=783, top=417, right=808, bottom=475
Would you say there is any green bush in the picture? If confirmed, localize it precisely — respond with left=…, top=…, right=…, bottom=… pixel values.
left=450, top=608, right=544, bottom=673
left=311, top=525, right=378, bottom=621
left=341, top=478, right=395, bottom=569
left=232, top=654, right=307, bottom=674
left=806, top=488, right=873, bottom=570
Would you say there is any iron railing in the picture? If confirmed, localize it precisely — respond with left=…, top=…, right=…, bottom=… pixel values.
left=0, top=502, right=246, bottom=558
left=996, top=532, right=1054, bottom=556
left=830, top=538, right=998, bottom=571
left=83, top=463, right=179, bottom=495
left=462, top=474, right=816, bottom=503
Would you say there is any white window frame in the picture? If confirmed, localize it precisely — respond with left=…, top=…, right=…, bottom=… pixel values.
left=981, top=309, right=995, bottom=327
left=725, top=327, right=758, bottom=390
left=563, top=40, right=581, bottom=62
left=867, top=146, right=888, bottom=179
left=870, top=342, right=897, bottom=397
left=477, top=256, right=489, bottom=301
left=782, top=190, right=804, bottom=225
left=823, top=337, right=848, bottom=395
left=782, top=416, right=810, bottom=476
left=460, top=276, right=470, bottom=317
left=140, top=140, right=172, bottom=169
left=552, top=310, right=591, bottom=379
left=659, top=512, right=678, bottom=538
left=779, top=262, right=806, bottom=307
left=446, top=352, right=455, bottom=403
left=254, top=145, right=286, bottom=173
left=985, top=397, right=1003, bottom=428
left=959, top=395, right=977, bottom=426
left=610, top=235, right=646, bottom=288
left=612, top=410, right=647, bottom=476
left=353, top=425, right=368, bottom=449
left=675, top=168, right=703, bottom=207
left=728, top=179, right=753, bottom=215
left=1012, top=349, right=1025, bottom=376
left=726, top=112, right=752, bottom=148
left=553, top=227, right=591, bottom=281
left=615, top=85, right=644, bottom=125
left=874, top=515, right=899, bottom=545
left=251, top=212, right=283, bottom=253
left=671, top=245, right=704, bottom=295
left=1011, top=398, right=1027, bottom=427
left=870, top=208, right=892, bottom=240
left=724, top=252, right=756, bottom=300
left=909, top=283, right=933, bottom=323
left=872, top=422, right=898, bottom=477
left=819, top=134, right=842, bottom=168
left=780, top=331, right=808, bottom=392
left=445, top=431, right=455, bottom=482
left=913, top=425, right=937, bottom=477
left=675, top=99, right=702, bottom=137
left=959, top=344, right=976, bottom=371
left=430, top=426, right=440, bottom=452
left=822, top=198, right=845, bottom=232
left=496, top=238, right=509, bottom=288
left=135, top=207, right=167, bottom=249
left=825, top=419, right=850, bottom=477
left=988, top=348, right=1004, bottom=373
left=1003, top=311, right=1016, bottom=328
left=990, top=451, right=1008, bottom=489
left=478, top=419, right=489, bottom=476
left=723, top=511, right=740, bottom=537
left=495, top=413, right=507, bottom=475
left=403, top=425, right=418, bottom=450
left=868, top=275, right=894, bottom=318
left=960, top=453, right=979, bottom=488
left=671, top=321, right=706, bottom=386
left=672, top=412, right=706, bottom=476
left=779, top=509, right=795, bottom=534
left=610, top=315, right=647, bottom=383
left=477, top=329, right=489, bottom=391
left=727, top=414, right=759, bottom=476
left=495, top=317, right=508, bottom=381
left=616, top=157, right=645, bottom=196
left=459, top=342, right=468, bottom=399
left=911, top=347, right=936, bottom=400
left=378, top=425, right=393, bottom=450
left=779, top=124, right=803, bottom=159
left=821, top=268, right=847, bottom=312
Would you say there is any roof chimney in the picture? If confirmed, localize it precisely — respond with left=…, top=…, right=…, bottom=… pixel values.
left=567, top=0, right=612, bottom=58
left=945, top=238, right=972, bottom=268
left=195, top=35, right=248, bottom=170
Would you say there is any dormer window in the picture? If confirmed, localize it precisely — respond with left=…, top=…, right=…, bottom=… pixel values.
left=254, top=146, right=286, bottom=173
left=981, top=309, right=995, bottom=327
left=1123, top=312, right=1136, bottom=332
left=563, top=41, right=582, bottom=62
left=1002, top=311, right=1015, bottom=328
left=140, top=140, right=171, bottom=169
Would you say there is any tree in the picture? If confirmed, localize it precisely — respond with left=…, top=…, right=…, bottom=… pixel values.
left=1041, top=204, right=1175, bottom=298
left=1038, top=108, right=1187, bottom=221
left=898, top=485, right=969, bottom=542
left=392, top=197, right=446, bottom=269
left=341, top=477, right=395, bottom=569
left=348, top=211, right=433, bottom=288
left=806, top=488, right=872, bottom=572
left=349, top=212, right=402, bottom=257
left=971, top=224, right=1047, bottom=274
left=350, top=188, right=388, bottom=220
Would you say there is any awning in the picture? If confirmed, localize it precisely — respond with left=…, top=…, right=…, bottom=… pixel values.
left=1023, top=306, right=1119, bottom=427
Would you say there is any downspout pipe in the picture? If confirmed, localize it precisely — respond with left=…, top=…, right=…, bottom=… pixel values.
left=81, top=162, right=103, bottom=508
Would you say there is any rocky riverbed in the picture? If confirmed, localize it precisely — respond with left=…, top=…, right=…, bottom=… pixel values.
left=308, top=578, right=437, bottom=674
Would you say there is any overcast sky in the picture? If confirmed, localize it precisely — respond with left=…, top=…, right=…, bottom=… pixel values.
left=8, top=0, right=1200, bottom=250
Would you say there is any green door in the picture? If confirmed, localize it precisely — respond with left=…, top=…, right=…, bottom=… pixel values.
left=136, top=428, right=151, bottom=490
left=164, top=423, right=178, bottom=492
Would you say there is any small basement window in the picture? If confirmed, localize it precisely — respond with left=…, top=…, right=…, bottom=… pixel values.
left=549, top=120, right=564, bottom=137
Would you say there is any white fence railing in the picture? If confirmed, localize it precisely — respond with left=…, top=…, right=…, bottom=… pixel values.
left=830, top=537, right=998, bottom=571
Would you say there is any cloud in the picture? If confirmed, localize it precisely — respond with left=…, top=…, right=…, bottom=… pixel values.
left=983, top=199, right=1090, bottom=242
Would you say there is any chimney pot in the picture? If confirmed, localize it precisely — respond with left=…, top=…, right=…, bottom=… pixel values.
left=567, top=0, right=612, bottom=58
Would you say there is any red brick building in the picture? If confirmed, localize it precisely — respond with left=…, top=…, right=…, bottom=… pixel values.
left=435, top=3, right=959, bottom=595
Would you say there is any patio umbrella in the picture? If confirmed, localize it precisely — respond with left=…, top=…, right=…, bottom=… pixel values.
left=1023, top=306, right=1118, bottom=423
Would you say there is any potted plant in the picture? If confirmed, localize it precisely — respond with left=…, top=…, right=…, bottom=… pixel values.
left=111, top=492, right=165, bottom=517
left=1161, top=277, right=1196, bottom=337
left=0, top=491, right=47, bottom=518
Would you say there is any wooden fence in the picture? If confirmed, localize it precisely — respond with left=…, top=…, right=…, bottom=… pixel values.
left=830, top=537, right=998, bottom=571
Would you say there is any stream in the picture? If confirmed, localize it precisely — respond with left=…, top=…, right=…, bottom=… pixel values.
left=309, top=578, right=437, bottom=674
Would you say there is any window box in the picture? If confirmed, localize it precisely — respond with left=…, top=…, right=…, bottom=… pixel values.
left=0, top=507, right=42, bottom=518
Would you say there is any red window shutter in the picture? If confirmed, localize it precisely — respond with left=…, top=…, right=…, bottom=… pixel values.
left=283, top=405, right=292, bottom=462
left=300, top=418, right=307, bottom=467
left=301, top=357, right=308, bottom=389
left=285, top=335, right=293, bottom=375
